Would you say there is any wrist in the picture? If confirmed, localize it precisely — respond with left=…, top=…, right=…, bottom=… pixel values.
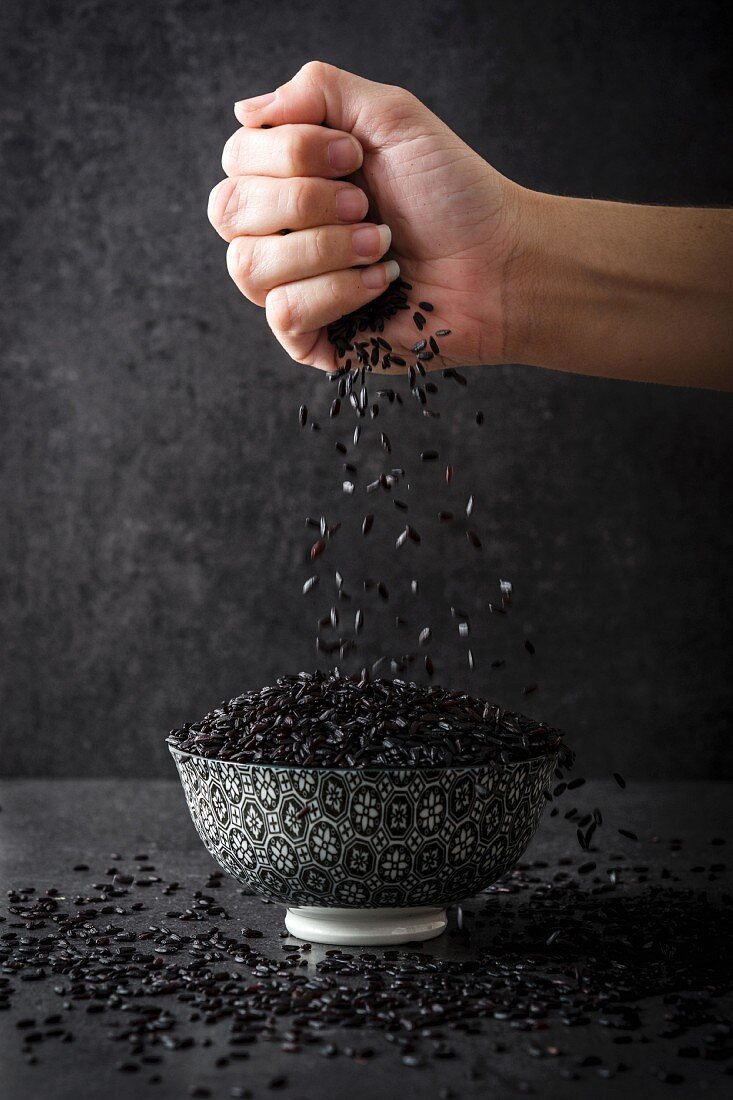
left=500, top=188, right=578, bottom=370
left=498, top=189, right=733, bottom=387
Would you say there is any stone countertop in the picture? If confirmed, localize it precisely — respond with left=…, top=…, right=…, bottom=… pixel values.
left=1, top=779, right=731, bottom=1100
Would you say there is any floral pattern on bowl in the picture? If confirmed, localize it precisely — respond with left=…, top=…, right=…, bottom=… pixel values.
left=170, top=746, right=556, bottom=909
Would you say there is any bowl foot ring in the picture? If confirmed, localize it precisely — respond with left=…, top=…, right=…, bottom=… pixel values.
left=284, top=905, right=448, bottom=946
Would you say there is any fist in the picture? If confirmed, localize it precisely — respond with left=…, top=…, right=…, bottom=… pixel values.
left=208, top=61, right=524, bottom=372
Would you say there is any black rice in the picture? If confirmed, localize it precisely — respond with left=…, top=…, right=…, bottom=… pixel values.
left=168, top=671, right=569, bottom=769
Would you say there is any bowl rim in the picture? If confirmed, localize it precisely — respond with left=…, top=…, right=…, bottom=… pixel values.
left=166, top=740, right=560, bottom=773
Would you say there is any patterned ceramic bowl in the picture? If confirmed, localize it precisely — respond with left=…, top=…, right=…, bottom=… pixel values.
left=169, top=746, right=556, bottom=945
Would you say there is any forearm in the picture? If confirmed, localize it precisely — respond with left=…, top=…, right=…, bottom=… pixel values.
left=505, top=192, right=733, bottom=390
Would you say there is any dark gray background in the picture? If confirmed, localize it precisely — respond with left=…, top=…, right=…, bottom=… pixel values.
left=1, top=0, right=731, bottom=779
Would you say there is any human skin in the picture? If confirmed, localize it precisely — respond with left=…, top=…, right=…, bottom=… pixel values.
left=208, top=61, right=733, bottom=391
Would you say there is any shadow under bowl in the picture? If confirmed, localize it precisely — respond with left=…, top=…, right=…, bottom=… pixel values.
left=169, top=744, right=556, bottom=945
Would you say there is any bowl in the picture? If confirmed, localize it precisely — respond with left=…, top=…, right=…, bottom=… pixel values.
left=169, top=745, right=556, bottom=945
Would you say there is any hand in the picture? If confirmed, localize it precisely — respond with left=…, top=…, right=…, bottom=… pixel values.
left=208, top=60, right=525, bottom=373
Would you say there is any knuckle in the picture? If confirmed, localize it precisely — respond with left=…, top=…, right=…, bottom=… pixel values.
left=286, top=128, right=311, bottom=175
left=266, top=286, right=299, bottom=335
left=222, top=179, right=247, bottom=229
left=208, top=181, right=223, bottom=228
left=392, top=84, right=417, bottom=106
left=309, top=226, right=330, bottom=267
left=325, top=274, right=342, bottom=301
left=227, top=237, right=259, bottom=289
left=221, top=130, right=242, bottom=176
left=299, top=59, right=333, bottom=85
left=374, top=88, right=423, bottom=143
left=226, top=238, right=244, bottom=281
left=289, top=177, right=315, bottom=225
left=245, top=238, right=268, bottom=289
left=208, top=177, right=238, bottom=230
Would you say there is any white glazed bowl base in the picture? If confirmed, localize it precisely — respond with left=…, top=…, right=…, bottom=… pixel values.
left=284, top=905, right=448, bottom=946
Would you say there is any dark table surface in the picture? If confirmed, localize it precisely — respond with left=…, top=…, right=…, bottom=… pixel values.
left=1, top=779, right=731, bottom=1100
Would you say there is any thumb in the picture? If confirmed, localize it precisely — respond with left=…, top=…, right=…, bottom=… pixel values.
left=233, top=60, right=424, bottom=151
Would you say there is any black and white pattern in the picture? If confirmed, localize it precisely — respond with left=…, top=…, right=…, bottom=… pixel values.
left=170, top=748, right=556, bottom=908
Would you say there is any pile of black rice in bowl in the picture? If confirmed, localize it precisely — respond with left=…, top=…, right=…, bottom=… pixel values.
left=167, top=671, right=573, bottom=770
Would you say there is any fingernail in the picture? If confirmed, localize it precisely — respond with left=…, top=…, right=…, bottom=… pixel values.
left=328, top=136, right=360, bottom=172
left=235, top=91, right=277, bottom=112
left=362, top=259, right=400, bottom=289
left=335, top=188, right=369, bottom=222
left=352, top=223, right=391, bottom=257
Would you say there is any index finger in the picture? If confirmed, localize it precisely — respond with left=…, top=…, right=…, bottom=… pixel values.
left=222, top=123, right=363, bottom=180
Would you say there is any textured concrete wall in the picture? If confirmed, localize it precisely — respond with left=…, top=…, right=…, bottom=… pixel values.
left=1, top=0, right=731, bottom=778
